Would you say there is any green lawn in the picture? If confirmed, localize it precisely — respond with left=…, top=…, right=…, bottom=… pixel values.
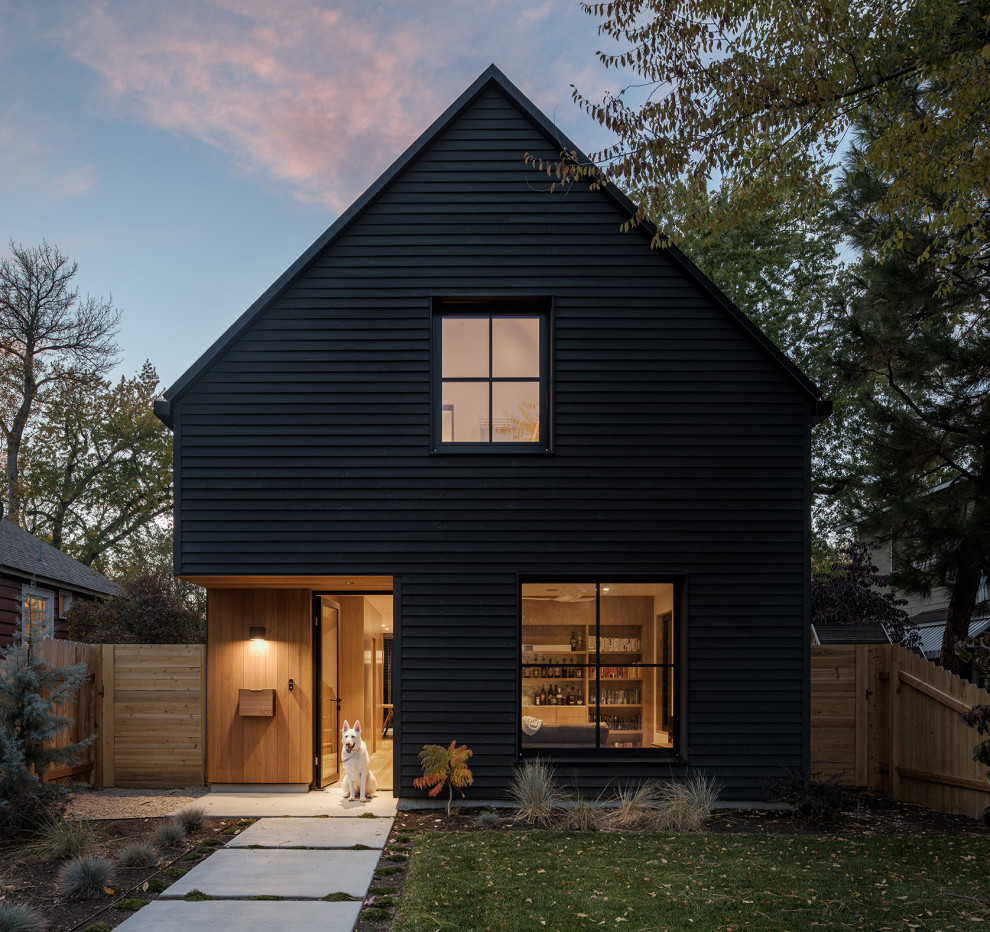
left=393, top=831, right=990, bottom=932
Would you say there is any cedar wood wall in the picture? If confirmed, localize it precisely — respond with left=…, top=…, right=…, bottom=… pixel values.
left=173, top=86, right=816, bottom=799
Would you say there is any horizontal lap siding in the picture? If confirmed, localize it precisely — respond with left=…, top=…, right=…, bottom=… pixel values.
left=175, top=89, right=812, bottom=799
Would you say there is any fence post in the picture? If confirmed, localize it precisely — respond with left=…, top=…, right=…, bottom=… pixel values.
left=100, top=645, right=115, bottom=788
left=854, top=645, right=868, bottom=786
left=889, top=657, right=901, bottom=801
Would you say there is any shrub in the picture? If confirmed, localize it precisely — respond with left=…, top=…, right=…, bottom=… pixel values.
left=116, top=842, right=158, bottom=868
left=155, top=820, right=186, bottom=848
left=174, top=806, right=205, bottom=833
left=0, top=902, right=48, bottom=932
left=0, top=784, right=70, bottom=840
left=413, top=741, right=474, bottom=816
left=145, top=877, right=166, bottom=893
left=770, top=769, right=846, bottom=825
left=506, top=758, right=569, bottom=826
left=65, top=570, right=205, bottom=644
left=57, top=855, right=115, bottom=899
left=474, top=810, right=499, bottom=828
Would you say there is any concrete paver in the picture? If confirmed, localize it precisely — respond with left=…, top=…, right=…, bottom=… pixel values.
left=161, top=848, right=382, bottom=899
left=227, top=815, right=391, bottom=848
left=113, top=899, right=362, bottom=932
left=192, top=788, right=398, bottom=818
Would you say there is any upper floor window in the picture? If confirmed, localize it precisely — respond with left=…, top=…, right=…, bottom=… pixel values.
left=433, top=299, right=549, bottom=450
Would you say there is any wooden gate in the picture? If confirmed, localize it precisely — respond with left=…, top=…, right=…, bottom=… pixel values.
left=812, top=644, right=990, bottom=819
left=34, top=640, right=206, bottom=789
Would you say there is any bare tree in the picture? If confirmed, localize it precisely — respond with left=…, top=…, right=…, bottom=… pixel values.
left=0, top=241, right=120, bottom=524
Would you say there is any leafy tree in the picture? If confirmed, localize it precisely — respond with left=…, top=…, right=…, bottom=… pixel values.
left=0, top=622, right=92, bottom=831
left=413, top=740, right=474, bottom=815
left=65, top=570, right=205, bottom=645
left=956, top=634, right=990, bottom=810
left=18, top=362, right=172, bottom=571
left=557, top=0, right=990, bottom=268
left=0, top=241, right=120, bottom=524
left=827, top=117, right=990, bottom=672
left=811, top=541, right=917, bottom=647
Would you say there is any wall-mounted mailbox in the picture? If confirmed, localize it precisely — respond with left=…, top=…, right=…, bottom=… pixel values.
left=238, top=688, right=275, bottom=717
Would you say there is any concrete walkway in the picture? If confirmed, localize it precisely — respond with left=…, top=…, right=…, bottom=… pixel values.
left=114, top=791, right=398, bottom=932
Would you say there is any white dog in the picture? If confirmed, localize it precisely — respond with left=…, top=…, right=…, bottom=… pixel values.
left=341, top=719, right=377, bottom=801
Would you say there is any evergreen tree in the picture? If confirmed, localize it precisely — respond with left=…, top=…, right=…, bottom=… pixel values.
left=0, top=622, right=92, bottom=809
left=828, top=111, right=990, bottom=672
left=811, top=541, right=917, bottom=647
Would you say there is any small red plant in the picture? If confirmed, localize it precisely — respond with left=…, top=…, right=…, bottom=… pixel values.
left=413, top=740, right=474, bottom=815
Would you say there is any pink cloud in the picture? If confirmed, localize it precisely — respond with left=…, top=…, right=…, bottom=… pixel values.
left=56, top=1, right=444, bottom=211
left=52, top=1, right=616, bottom=213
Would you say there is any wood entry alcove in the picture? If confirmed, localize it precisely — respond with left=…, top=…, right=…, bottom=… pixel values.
left=207, top=588, right=313, bottom=784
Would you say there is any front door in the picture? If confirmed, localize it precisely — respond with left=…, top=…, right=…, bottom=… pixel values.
left=315, top=597, right=340, bottom=787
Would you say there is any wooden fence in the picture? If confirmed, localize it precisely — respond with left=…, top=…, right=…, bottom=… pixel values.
left=35, top=640, right=206, bottom=789
left=812, top=644, right=990, bottom=819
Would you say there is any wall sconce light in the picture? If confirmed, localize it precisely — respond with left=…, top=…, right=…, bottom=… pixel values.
left=249, top=626, right=266, bottom=640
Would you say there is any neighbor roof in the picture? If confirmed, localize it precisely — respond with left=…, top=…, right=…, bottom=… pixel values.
left=156, top=64, right=827, bottom=426
left=0, top=519, right=118, bottom=597
left=811, top=623, right=892, bottom=645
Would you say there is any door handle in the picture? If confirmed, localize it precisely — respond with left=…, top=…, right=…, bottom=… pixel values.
left=336, top=697, right=342, bottom=711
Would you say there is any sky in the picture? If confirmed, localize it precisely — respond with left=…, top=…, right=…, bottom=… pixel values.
left=0, top=0, right=628, bottom=390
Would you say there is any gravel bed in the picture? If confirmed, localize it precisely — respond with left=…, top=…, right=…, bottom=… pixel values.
left=67, top=785, right=211, bottom=820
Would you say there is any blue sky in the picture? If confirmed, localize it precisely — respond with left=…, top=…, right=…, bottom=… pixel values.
left=0, top=1, right=626, bottom=389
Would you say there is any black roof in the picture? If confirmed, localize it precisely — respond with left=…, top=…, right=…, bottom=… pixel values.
left=0, top=519, right=118, bottom=597
left=156, top=64, right=826, bottom=426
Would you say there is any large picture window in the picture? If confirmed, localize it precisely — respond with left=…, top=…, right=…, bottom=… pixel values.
left=520, top=582, right=677, bottom=753
left=433, top=299, right=549, bottom=450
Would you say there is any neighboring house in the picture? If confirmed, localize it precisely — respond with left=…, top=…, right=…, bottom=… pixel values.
left=870, top=542, right=989, bottom=660
left=155, top=67, right=829, bottom=801
left=0, top=512, right=118, bottom=645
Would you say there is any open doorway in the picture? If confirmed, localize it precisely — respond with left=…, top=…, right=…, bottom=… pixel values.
left=314, top=592, right=393, bottom=791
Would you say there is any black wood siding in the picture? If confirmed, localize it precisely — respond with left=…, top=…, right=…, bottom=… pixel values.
left=172, top=86, right=815, bottom=800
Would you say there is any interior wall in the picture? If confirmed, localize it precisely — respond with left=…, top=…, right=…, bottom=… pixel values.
left=363, top=597, right=383, bottom=753
left=206, top=588, right=313, bottom=784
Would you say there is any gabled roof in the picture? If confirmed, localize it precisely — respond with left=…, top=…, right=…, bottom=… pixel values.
left=156, top=64, right=826, bottom=426
left=0, top=519, right=118, bottom=598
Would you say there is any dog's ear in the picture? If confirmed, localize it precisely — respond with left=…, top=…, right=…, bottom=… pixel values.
left=354, top=720, right=362, bottom=734
left=342, top=720, right=350, bottom=732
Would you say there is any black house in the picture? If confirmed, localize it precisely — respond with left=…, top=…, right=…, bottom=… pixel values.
left=156, top=66, right=827, bottom=801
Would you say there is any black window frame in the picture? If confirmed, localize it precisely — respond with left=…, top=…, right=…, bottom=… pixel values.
left=431, top=297, right=552, bottom=453
left=517, top=577, right=684, bottom=760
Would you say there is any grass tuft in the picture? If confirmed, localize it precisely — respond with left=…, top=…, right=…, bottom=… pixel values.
left=19, top=812, right=94, bottom=861
left=182, top=889, right=212, bottom=902
left=57, top=855, right=115, bottom=899
left=154, top=820, right=186, bottom=849
left=361, top=907, right=391, bottom=921
left=0, top=902, right=48, bottom=932
left=116, top=842, right=158, bottom=869
left=174, top=806, right=206, bottom=833
left=162, top=867, right=186, bottom=879
left=506, top=758, right=569, bottom=826
left=80, top=924, right=111, bottom=932
left=474, top=810, right=499, bottom=829
left=322, top=891, right=354, bottom=902
left=144, top=878, right=166, bottom=893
